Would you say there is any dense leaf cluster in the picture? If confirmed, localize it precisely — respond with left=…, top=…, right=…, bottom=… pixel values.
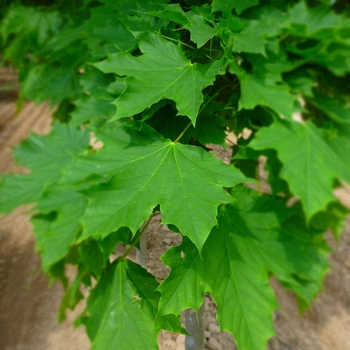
left=1, top=0, right=350, bottom=349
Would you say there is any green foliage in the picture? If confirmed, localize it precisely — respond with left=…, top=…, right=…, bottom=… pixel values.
left=158, top=188, right=330, bottom=349
left=1, top=1, right=349, bottom=349
left=93, top=33, right=226, bottom=123
left=86, top=259, right=183, bottom=350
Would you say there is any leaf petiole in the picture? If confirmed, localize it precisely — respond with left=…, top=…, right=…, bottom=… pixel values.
left=162, top=34, right=197, bottom=50
left=174, top=85, right=229, bottom=143
left=174, top=122, right=192, bottom=143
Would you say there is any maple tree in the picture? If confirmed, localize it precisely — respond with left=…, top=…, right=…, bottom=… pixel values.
left=1, top=0, right=350, bottom=349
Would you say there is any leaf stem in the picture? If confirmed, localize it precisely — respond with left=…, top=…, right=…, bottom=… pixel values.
left=173, top=85, right=229, bottom=143
left=162, top=35, right=197, bottom=50
left=278, top=33, right=289, bottom=42
left=174, top=27, right=186, bottom=32
left=121, top=214, right=155, bottom=259
left=174, top=122, right=192, bottom=143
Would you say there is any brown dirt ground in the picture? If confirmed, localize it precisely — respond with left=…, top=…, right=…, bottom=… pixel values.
left=1, top=69, right=350, bottom=350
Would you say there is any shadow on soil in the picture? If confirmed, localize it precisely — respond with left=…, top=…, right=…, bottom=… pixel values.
left=0, top=223, right=63, bottom=350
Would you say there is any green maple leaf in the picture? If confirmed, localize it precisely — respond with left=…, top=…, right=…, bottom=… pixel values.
left=228, top=53, right=297, bottom=121
left=229, top=23, right=269, bottom=55
left=87, top=7, right=137, bottom=51
left=288, top=2, right=350, bottom=39
left=21, top=64, right=82, bottom=105
left=250, top=119, right=350, bottom=219
left=237, top=71, right=297, bottom=120
left=184, top=7, right=217, bottom=48
left=1, top=5, right=61, bottom=49
left=284, top=3, right=350, bottom=75
left=148, top=4, right=216, bottom=47
left=93, top=33, right=226, bottom=124
left=0, top=123, right=90, bottom=213
left=86, top=258, right=181, bottom=350
left=0, top=119, right=247, bottom=253
left=32, top=190, right=87, bottom=272
left=0, top=175, right=45, bottom=214
left=79, top=240, right=106, bottom=278
left=78, top=66, right=116, bottom=94
left=0, top=124, right=91, bottom=271
left=78, top=133, right=247, bottom=251
left=70, top=67, right=119, bottom=125
left=157, top=188, right=329, bottom=350
left=218, top=5, right=288, bottom=55
left=212, top=0, right=259, bottom=15
left=14, top=122, right=89, bottom=171
left=99, top=0, right=169, bottom=34
left=244, top=50, right=296, bottom=83
left=15, top=20, right=89, bottom=105
left=71, top=94, right=116, bottom=126
left=229, top=22, right=281, bottom=56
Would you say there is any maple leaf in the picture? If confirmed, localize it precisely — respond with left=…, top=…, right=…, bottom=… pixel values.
left=250, top=119, right=350, bottom=219
left=85, top=258, right=181, bottom=350
left=1, top=5, right=61, bottom=46
left=5, top=122, right=245, bottom=253
left=148, top=4, right=216, bottom=48
left=77, top=132, right=247, bottom=251
left=238, top=71, right=297, bottom=120
left=0, top=175, right=45, bottom=214
left=70, top=67, right=118, bottom=125
left=288, top=2, right=350, bottom=39
left=71, top=94, right=116, bottom=126
left=14, top=123, right=89, bottom=171
left=157, top=188, right=329, bottom=350
left=227, top=55, right=297, bottom=121
left=212, top=0, right=259, bottom=15
left=284, top=2, right=350, bottom=75
left=93, top=33, right=226, bottom=124
left=21, top=64, right=82, bottom=105
left=0, top=123, right=90, bottom=213
left=31, top=189, right=87, bottom=272
left=2, top=3, right=350, bottom=350
left=86, top=7, right=137, bottom=51
left=218, top=5, right=288, bottom=56
left=99, top=0, right=170, bottom=34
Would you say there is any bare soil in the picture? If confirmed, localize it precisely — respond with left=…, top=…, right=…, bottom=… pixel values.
left=1, top=69, right=350, bottom=350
